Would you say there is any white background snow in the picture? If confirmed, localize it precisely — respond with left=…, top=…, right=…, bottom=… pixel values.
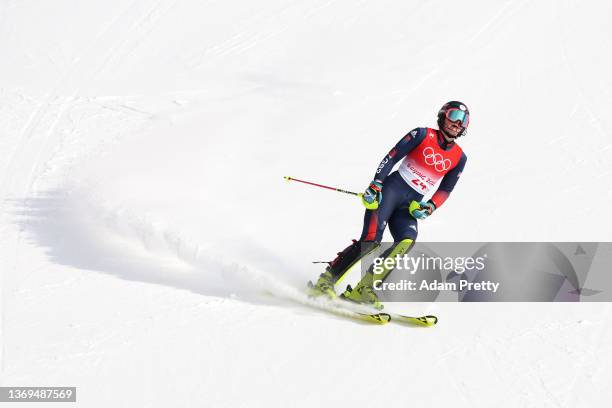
left=1, top=0, right=612, bottom=406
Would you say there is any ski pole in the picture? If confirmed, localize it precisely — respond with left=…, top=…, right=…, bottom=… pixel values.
left=283, top=176, right=362, bottom=197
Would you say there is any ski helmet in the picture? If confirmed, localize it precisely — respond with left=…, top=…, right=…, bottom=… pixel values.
left=437, top=101, right=470, bottom=138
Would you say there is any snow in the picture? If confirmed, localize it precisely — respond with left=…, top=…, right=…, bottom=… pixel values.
left=1, top=0, right=612, bottom=406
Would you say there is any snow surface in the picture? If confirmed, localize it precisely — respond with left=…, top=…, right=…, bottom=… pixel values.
left=1, top=0, right=612, bottom=406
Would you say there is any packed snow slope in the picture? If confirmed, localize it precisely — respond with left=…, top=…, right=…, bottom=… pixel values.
left=1, top=0, right=612, bottom=407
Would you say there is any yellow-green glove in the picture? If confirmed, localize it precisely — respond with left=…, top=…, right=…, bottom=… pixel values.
left=361, top=180, right=383, bottom=210
left=409, top=200, right=435, bottom=220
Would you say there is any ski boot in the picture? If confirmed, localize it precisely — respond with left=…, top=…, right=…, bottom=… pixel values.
left=340, top=273, right=383, bottom=310
left=307, top=270, right=337, bottom=299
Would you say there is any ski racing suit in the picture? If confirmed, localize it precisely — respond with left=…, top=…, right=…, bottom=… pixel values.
left=327, top=127, right=467, bottom=285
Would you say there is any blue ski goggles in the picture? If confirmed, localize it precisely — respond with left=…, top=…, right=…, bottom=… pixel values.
left=445, top=108, right=470, bottom=127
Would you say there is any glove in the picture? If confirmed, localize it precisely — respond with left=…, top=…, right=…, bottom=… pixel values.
left=409, top=200, right=436, bottom=220
left=361, top=180, right=383, bottom=210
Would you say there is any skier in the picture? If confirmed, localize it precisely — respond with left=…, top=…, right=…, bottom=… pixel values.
left=308, top=101, right=470, bottom=309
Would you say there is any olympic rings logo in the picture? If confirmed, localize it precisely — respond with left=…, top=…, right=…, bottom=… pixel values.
left=423, top=147, right=451, bottom=172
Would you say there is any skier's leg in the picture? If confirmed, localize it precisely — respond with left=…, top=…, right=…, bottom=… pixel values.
left=328, top=175, right=404, bottom=282
left=368, top=209, right=419, bottom=282
left=308, top=175, right=404, bottom=297
left=325, top=239, right=380, bottom=284
left=341, top=195, right=420, bottom=308
left=308, top=239, right=380, bottom=298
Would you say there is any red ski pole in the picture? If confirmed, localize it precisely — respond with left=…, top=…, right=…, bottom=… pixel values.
left=283, top=176, right=362, bottom=197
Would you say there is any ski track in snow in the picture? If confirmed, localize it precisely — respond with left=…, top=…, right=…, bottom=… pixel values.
left=15, top=185, right=375, bottom=321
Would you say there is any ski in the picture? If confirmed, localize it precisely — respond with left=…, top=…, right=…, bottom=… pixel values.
left=386, top=313, right=438, bottom=327
left=310, top=297, right=436, bottom=326
left=306, top=281, right=435, bottom=326
left=330, top=296, right=438, bottom=327
left=351, top=311, right=392, bottom=325
left=307, top=299, right=392, bottom=325
left=302, top=282, right=390, bottom=324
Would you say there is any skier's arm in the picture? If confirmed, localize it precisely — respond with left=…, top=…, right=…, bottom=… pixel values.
left=372, top=128, right=426, bottom=183
left=409, top=153, right=467, bottom=219
left=362, top=128, right=426, bottom=210
left=430, top=152, right=467, bottom=208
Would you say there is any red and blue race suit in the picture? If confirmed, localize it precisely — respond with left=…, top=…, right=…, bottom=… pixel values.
left=326, top=127, right=467, bottom=282
left=362, top=127, right=467, bottom=242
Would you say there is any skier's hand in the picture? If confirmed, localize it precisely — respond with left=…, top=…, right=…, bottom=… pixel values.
left=361, top=180, right=383, bottom=210
left=409, top=200, right=435, bottom=220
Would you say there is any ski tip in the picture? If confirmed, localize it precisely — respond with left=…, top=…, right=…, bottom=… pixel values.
left=425, top=315, right=438, bottom=325
left=395, top=314, right=438, bottom=327
left=416, top=315, right=438, bottom=326
left=373, top=313, right=392, bottom=324
left=356, top=312, right=391, bottom=324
